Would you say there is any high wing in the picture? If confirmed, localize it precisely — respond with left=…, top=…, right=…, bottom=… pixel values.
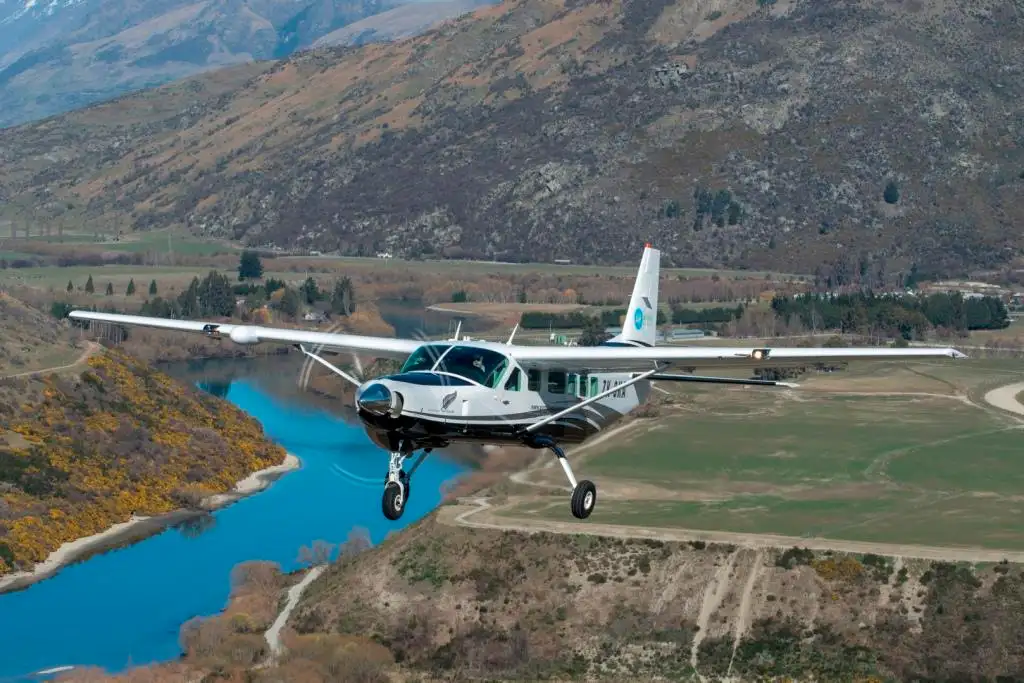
left=66, top=311, right=421, bottom=360
left=506, top=344, right=967, bottom=373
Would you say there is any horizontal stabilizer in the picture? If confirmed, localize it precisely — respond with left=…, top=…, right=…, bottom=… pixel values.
left=650, top=373, right=799, bottom=388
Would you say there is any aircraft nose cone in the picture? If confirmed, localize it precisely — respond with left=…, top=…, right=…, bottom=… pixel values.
left=357, top=382, right=396, bottom=417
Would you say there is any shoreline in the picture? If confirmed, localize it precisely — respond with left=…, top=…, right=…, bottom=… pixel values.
left=0, top=452, right=301, bottom=595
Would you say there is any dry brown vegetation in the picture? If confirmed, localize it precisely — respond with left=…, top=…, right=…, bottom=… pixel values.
left=2, top=0, right=1021, bottom=275
left=72, top=515, right=1024, bottom=682
left=0, top=292, right=81, bottom=375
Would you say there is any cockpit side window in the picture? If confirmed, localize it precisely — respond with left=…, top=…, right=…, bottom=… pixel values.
left=400, top=344, right=450, bottom=373
left=527, top=369, right=541, bottom=391
left=434, top=346, right=510, bottom=388
left=504, top=367, right=521, bottom=391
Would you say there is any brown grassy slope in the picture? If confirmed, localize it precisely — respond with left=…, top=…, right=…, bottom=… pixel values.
left=0, top=292, right=80, bottom=375
left=274, top=514, right=1024, bottom=682
left=1, top=0, right=1021, bottom=276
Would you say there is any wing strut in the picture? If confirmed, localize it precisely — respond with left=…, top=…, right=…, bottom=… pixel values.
left=651, top=373, right=799, bottom=388
left=296, top=344, right=362, bottom=388
left=524, top=365, right=666, bottom=434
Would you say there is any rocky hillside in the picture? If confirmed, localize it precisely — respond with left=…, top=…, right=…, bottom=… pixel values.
left=276, top=517, right=1024, bottom=681
left=0, top=0, right=495, bottom=128
left=90, top=514, right=1024, bottom=681
left=1, top=0, right=1022, bottom=276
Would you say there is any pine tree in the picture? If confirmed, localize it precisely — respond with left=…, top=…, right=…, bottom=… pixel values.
left=238, top=250, right=264, bottom=280
left=66, top=280, right=73, bottom=293
left=105, top=282, right=114, bottom=296
left=85, top=275, right=94, bottom=294
left=149, top=279, right=158, bottom=296
left=126, top=279, right=136, bottom=296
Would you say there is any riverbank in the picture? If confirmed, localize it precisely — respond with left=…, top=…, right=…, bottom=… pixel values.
left=0, top=452, right=301, bottom=595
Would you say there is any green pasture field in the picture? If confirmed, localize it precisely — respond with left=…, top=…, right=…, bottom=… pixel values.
left=513, top=359, right=1024, bottom=550
left=276, top=255, right=804, bottom=280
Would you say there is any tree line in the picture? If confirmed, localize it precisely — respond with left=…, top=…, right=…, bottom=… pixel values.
left=518, top=305, right=745, bottom=330
left=51, top=269, right=357, bottom=324
left=771, top=291, right=1010, bottom=339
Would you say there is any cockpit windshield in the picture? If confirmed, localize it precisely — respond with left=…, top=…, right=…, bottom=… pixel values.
left=434, top=345, right=509, bottom=388
left=400, top=344, right=451, bottom=374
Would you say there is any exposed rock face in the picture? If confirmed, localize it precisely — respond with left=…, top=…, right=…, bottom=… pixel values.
left=1, top=0, right=1021, bottom=275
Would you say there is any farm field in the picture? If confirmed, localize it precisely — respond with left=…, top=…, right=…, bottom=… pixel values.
left=502, top=359, right=1024, bottom=551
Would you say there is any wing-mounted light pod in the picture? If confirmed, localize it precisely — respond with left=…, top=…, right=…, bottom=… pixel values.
left=229, top=326, right=262, bottom=345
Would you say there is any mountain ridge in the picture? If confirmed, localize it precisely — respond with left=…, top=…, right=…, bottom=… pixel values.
left=1, top=0, right=1021, bottom=276
left=0, top=0, right=498, bottom=128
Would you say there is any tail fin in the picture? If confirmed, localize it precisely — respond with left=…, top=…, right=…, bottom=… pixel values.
left=617, top=243, right=660, bottom=347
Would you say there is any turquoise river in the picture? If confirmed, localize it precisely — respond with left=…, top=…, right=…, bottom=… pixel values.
left=0, top=355, right=470, bottom=681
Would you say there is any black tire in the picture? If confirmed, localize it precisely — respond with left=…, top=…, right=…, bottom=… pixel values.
left=382, top=481, right=406, bottom=520
left=570, top=480, right=597, bottom=520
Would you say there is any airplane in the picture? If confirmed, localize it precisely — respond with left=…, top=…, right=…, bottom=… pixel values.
left=68, top=245, right=967, bottom=522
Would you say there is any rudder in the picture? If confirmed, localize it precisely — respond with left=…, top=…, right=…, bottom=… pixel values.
left=618, top=243, right=660, bottom=347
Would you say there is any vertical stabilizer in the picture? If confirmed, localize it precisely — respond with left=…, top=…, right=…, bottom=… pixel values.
left=618, top=244, right=660, bottom=347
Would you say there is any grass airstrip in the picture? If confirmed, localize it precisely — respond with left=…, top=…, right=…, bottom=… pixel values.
left=502, top=359, right=1024, bottom=551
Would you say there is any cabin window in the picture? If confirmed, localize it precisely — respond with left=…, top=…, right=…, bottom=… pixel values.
left=527, top=369, right=541, bottom=391
left=589, top=376, right=599, bottom=396
left=567, top=373, right=578, bottom=396
left=433, top=345, right=508, bottom=388
left=548, top=371, right=566, bottom=394
left=504, top=368, right=521, bottom=391
left=579, top=374, right=589, bottom=398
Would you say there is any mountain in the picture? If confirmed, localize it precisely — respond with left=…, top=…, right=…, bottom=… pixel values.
left=0, top=0, right=492, bottom=128
left=312, top=0, right=492, bottom=48
left=1, top=0, right=1022, bottom=276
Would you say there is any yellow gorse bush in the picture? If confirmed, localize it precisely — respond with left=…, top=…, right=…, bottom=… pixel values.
left=0, top=349, right=287, bottom=574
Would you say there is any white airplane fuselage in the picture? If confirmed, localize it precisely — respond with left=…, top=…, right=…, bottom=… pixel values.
left=355, top=341, right=650, bottom=452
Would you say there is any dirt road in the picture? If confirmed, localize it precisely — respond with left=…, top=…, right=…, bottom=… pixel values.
left=441, top=379, right=1024, bottom=563
left=2, top=341, right=100, bottom=380
left=440, top=497, right=1024, bottom=563
left=983, top=382, right=1024, bottom=417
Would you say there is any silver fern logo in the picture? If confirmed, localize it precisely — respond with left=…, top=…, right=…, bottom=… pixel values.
left=441, top=391, right=457, bottom=410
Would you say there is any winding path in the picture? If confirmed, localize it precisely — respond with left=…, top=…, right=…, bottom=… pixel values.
left=440, top=379, right=1024, bottom=564
left=1, top=341, right=100, bottom=380
left=264, top=565, right=326, bottom=661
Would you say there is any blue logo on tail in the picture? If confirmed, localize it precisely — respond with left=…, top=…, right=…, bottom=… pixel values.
left=633, top=308, right=644, bottom=330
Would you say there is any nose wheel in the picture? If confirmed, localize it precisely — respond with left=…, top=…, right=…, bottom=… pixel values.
left=381, top=446, right=430, bottom=521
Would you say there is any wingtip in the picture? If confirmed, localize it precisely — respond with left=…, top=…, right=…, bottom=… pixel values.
left=951, top=349, right=968, bottom=359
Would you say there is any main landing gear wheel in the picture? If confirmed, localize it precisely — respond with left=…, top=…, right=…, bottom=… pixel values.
left=536, top=437, right=598, bottom=521
left=382, top=480, right=405, bottom=520
left=571, top=480, right=597, bottom=520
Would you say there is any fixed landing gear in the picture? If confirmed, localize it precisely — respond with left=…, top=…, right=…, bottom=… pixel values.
left=381, top=446, right=432, bottom=521
left=533, top=437, right=597, bottom=520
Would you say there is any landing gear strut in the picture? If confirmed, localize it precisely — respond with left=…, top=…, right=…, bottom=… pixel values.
left=381, top=444, right=432, bottom=521
left=535, top=437, right=597, bottom=520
